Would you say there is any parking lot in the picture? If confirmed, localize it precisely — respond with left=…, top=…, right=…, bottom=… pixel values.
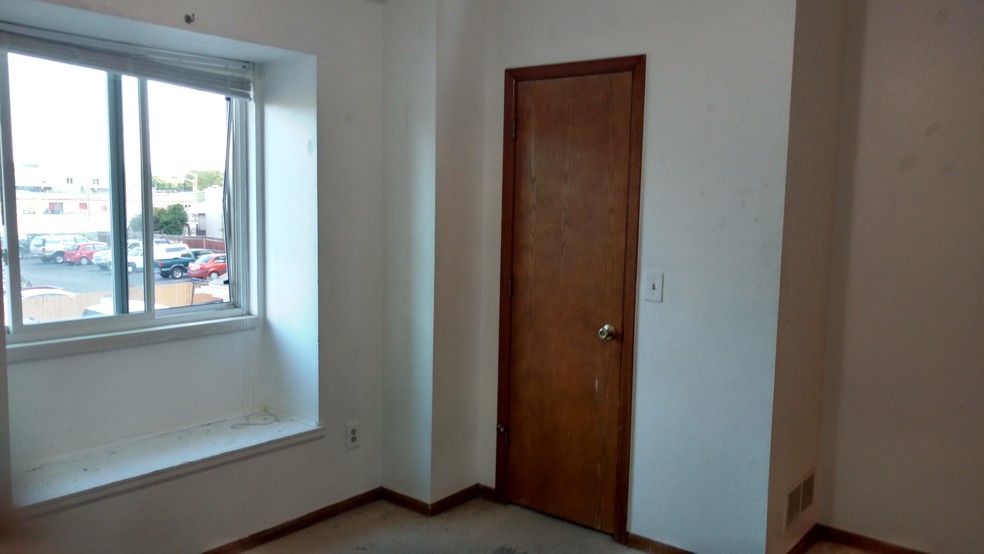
left=13, top=255, right=194, bottom=294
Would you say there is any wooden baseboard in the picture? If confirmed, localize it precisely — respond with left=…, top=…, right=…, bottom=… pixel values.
left=207, top=484, right=495, bottom=553
left=205, top=487, right=383, bottom=553
left=379, top=487, right=430, bottom=515
left=789, top=524, right=929, bottom=554
left=381, top=484, right=493, bottom=517
left=429, top=484, right=486, bottom=516
left=478, top=483, right=496, bottom=501
left=819, top=525, right=928, bottom=554
left=625, top=533, right=695, bottom=554
left=626, top=523, right=929, bottom=554
left=787, top=524, right=827, bottom=554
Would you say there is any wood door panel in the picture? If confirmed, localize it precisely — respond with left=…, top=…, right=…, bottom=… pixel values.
left=506, top=71, right=632, bottom=532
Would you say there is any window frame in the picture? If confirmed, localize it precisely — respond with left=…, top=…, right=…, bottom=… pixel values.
left=0, top=30, right=255, bottom=351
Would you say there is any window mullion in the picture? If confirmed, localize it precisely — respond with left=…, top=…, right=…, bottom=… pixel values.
left=137, top=78, right=155, bottom=313
left=0, top=52, right=26, bottom=333
left=107, top=73, right=128, bottom=314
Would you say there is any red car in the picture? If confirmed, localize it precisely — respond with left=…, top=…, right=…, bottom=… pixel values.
left=64, top=242, right=110, bottom=266
left=188, top=253, right=227, bottom=280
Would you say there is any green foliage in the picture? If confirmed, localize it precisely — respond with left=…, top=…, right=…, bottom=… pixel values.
left=154, top=204, right=189, bottom=235
left=131, top=205, right=189, bottom=235
left=195, top=170, right=224, bottom=189
left=152, top=175, right=192, bottom=192
left=150, top=170, right=222, bottom=192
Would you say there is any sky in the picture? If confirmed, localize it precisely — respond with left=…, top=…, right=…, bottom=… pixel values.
left=8, top=53, right=227, bottom=184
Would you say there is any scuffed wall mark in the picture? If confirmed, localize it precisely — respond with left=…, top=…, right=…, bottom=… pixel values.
left=935, top=5, right=949, bottom=28
left=924, top=121, right=942, bottom=137
left=897, top=153, right=919, bottom=174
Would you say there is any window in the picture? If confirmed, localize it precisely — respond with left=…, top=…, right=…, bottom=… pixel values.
left=0, top=23, right=253, bottom=343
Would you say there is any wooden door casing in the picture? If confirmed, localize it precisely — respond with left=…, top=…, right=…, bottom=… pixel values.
left=497, top=56, right=645, bottom=541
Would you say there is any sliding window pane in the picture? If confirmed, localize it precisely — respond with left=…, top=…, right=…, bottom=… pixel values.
left=7, top=54, right=115, bottom=324
left=146, top=80, right=229, bottom=309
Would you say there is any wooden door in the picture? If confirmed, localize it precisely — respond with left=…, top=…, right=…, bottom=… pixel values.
left=497, top=56, right=645, bottom=539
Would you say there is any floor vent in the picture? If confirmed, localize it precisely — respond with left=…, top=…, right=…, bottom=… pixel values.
left=785, top=470, right=816, bottom=531
left=786, top=484, right=802, bottom=527
left=801, top=472, right=815, bottom=510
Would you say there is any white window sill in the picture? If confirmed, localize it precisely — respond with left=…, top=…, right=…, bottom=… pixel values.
left=6, top=314, right=261, bottom=364
left=12, top=413, right=323, bottom=515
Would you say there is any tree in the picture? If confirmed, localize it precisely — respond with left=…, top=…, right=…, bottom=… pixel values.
left=152, top=175, right=192, bottom=192
left=129, top=213, right=143, bottom=233
left=194, top=169, right=224, bottom=189
left=154, top=204, right=189, bottom=235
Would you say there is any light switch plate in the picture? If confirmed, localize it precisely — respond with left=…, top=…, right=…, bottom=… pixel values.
left=644, top=271, right=663, bottom=302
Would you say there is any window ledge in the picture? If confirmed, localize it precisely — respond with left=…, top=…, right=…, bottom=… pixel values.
left=6, top=314, right=261, bottom=364
left=12, top=412, right=322, bottom=515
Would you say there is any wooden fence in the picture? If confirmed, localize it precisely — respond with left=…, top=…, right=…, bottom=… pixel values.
left=22, top=282, right=224, bottom=323
left=93, top=232, right=226, bottom=253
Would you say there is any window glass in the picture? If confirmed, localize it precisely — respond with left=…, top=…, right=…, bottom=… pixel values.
left=145, top=80, right=228, bottom=310
left=5, top=53, right=114, bottom=325
left=1, top=50, right=241, bottom=335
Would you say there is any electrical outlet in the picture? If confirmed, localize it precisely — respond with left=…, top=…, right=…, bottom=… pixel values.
left=346, top=421, right=360, bottom=450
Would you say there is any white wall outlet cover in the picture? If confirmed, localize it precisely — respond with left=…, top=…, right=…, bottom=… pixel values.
left=345, top=421, right=360, bottom=450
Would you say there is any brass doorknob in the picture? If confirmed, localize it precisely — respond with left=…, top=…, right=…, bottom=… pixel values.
left=598, top=324, right=617, bottom=341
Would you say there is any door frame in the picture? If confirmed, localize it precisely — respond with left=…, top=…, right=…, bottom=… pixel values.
left=495, top=55, right=646, bottom=543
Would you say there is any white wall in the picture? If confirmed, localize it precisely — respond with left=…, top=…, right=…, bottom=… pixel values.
left=381, top=0, right=437, bottom=502
left=7, top=333, right=254, bottom=466
left=262, top=52, right=319, bottom=425
left=478, top=2, right=797, bottom=552
left=6, top=2, right=978, bottom=552
left=765, top=2, right=848, bottom=553
left=0, top=1, right=386, bottom=551
left=821, top=2, right=984, bottom=553
left=379, top=0, right=489, bottom=504
left=431, top=0, right=487, bottom=502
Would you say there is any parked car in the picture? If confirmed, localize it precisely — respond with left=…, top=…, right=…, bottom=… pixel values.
left=21, top=286, right=78, bottom=300
left=98, top=244, right=188, bottom=272
left=124, top=244, right=190, bottom=274
left=188, top=253, right=227, bottom=281
left=127, top=238, right=172, bottom=251
left=125, top=247, right=147, bottom=273
left=156, top=248, right=212, bottom=279
left=29, top=234, right=90, bottom=264
left=81, top=299, right=168, bottom=317
left=64, top=242, right=110, bottom=265
left=155, top=243, right=190, bottom=257
left=93, top=249, right=113, bottom=270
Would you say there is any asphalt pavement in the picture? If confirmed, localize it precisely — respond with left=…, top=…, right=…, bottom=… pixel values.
left=11, top=256, right=192, bottom=294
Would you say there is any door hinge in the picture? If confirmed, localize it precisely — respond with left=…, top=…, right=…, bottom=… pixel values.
left=497, top=424, right=509, bottom=444
left=511, top=119, right=517, bottom=141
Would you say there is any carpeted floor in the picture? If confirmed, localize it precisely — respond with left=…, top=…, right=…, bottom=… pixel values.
left=246, top=498, right=868, bottom=554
